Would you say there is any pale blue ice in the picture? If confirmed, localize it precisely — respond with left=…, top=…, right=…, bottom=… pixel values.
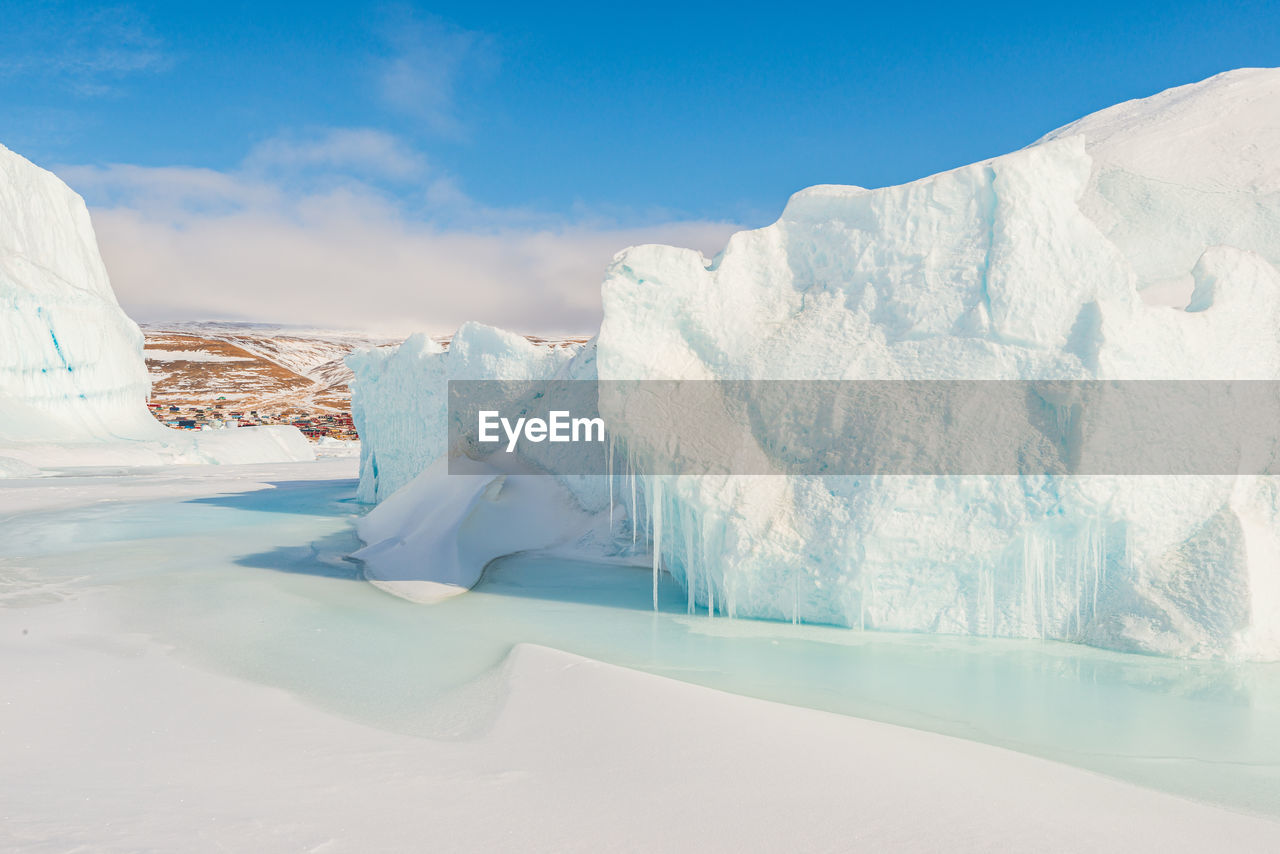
left=3, top=470, right=1279, bottom=818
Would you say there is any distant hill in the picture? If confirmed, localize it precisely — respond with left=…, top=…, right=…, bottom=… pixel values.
left=141, top=322, right=589, bottom=423
left=142, top=322, right=400, bottom=419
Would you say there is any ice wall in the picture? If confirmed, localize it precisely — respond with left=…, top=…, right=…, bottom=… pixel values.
left=0, top=143, right=313, bottom=469
left=599, top=69, right=1280, bottom=659
left=0, top=142, right=156, bottom=443
left=346, top=323, right=590, bottom=502
left=349, top=69, right=1280, bottom=659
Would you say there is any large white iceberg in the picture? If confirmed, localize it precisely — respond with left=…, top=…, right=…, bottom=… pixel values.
left=0, top=142, right=313, bottom=470
left=350, top=68, right=1280, bottom=659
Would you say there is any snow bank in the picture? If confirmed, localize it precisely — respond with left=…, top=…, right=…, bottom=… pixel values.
left=0, top=425, right=314, bottom=471
left=10, top=594, right=1279, bottom=853
left=0, top=142, right=313, bottom=471
left=313, top=436, right=361, bottom=459
left=0, top=456, right=40, bottom=478
left=349, top=69, right=1280, bottom=658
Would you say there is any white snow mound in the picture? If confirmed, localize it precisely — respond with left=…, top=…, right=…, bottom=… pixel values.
left=353, top=457, right=593, bottom=603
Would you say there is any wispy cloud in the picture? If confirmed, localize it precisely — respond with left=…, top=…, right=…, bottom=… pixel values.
left=58, top=131, right=739, bottom=335
left=374, top=7, right=497, bottom=136
left=0, top=3, right=169, bottom=95
left=243, top=127, right=429, bottom=183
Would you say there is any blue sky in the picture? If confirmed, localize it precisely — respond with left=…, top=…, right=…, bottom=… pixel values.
left=3, top=1, right=1278, bottom=332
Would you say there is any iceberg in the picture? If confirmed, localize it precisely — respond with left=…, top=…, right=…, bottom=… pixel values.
left=350, top=68, right=1280, bottom=659
left=0, top=142, right=313, bottom=470
left=346, top=324, right=593, bottom=503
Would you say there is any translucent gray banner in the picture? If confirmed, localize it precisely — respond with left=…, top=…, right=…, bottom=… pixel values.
left=446, top=380, right=1280, bottom=475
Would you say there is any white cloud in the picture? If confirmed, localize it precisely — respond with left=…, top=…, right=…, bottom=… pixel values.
left=243, top=128, right=428, bottom=182
left=65, top=162, right=283, bottom=214
left=58, top=142, right=739, bottom=336
left=374, top=9, right=497, bottom=136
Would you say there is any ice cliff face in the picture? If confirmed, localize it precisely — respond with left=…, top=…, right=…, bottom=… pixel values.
left=0, top=143, right=313, bottom=468
left=0, top=142, right=156, bottom=442
left=347, top=324, right=589, bottom=502
left=350, top=68, right=1280, bottom=659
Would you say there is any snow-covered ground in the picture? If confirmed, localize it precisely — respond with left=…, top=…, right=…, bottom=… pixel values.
left=3, top=459, right=1280, bottom=851
left=8, top=65, right=1280, bottom=852
left=142, top=349, right=256, bottom=363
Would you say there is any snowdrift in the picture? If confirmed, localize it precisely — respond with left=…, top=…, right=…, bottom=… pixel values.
left=0, top=143, right=313, bottom=472
left=352, top=456, right=594, bottom=602
left=350, top=68, right=1280, bottom=659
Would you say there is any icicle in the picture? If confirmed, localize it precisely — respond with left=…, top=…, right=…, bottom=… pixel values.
left=1126, top=526, right=1133, bottom=580
left=646, top=474, right=654, bottom=549
left=725, top=521, right=736, bottom=620
left=651, top=478, right=662, bottom=611
left=607, top=433, right=614, bottom=533
left=1073, top=529, right=1082, bottom=636
left=1094, top=525, right=1105, bottom=624
left=1045, top=539, right=1055, bottom=639
left=1035, top=538, right=1045, bottom=639
left=792, top=567, right=800, bottom=625
left=987, top=561, right=996, bottom=637
left=686, top=504, right=712, bottom=618
left=683, top=504, right=698, bottom=616
left=630, top=452, right=638, bottom=546
left=1020, top=531, right=1049, bottom=639
left=705, top=524, right=714, bottom=618
left=859, top=568, right=866, bottom=631
left=1022, top=535, right=1033, bottom=635
left=680, top=506, right=693, bottom=615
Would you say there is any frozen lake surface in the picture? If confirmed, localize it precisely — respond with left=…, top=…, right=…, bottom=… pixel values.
left=3, top=459, right=1279, bottom=819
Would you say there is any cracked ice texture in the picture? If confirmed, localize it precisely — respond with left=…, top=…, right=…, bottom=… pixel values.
left=353, top=69, right=1280, bottom=658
